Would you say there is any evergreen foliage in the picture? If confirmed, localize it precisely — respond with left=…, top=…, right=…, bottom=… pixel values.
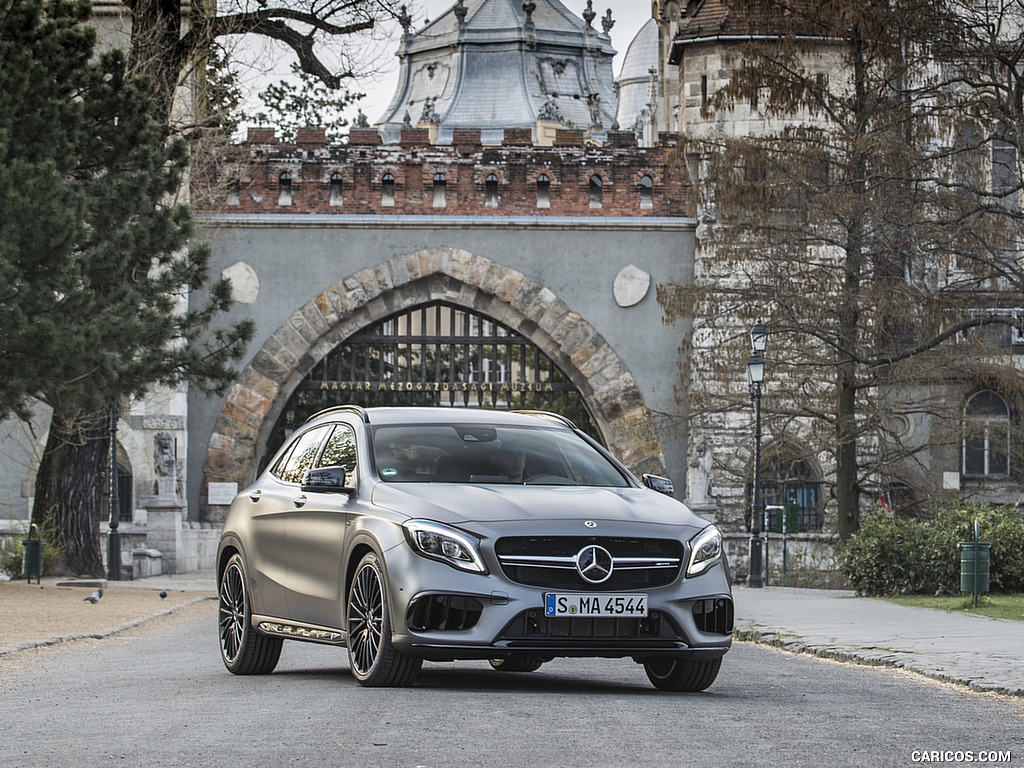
left=0, top=0, right=253, bottom=575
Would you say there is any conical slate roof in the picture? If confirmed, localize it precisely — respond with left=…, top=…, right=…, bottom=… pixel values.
left=614, top=17, right=658, bottom=132
left=376, top=0, right=619, bottom=138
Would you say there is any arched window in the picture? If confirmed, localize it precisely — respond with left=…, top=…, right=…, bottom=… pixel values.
left=432, top=172, right=447, bottom=208
left=749, top=444, right=824, bottom=533
left=537, top=174, right=551, bottom=209
left=589, top=174, right=603, bottom=209
left=963, top=390, right=1010, bottom=477
left=226, top=173, right=240, bottom=206
left=485, top=173, right=499, bottom=208
left=329, top=173, right=344, bottom=206
left=278, top=171, right=293, bottom=206
left=381, top=173, right=395, bottom=207
left=639, top=175, right=654, bottom=209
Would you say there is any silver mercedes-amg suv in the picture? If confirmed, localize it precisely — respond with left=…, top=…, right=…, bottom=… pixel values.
left=217, top=406, right=733, bottom=691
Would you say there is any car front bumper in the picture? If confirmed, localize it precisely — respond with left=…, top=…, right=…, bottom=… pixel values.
left=385, top=542, right=734, bottom=662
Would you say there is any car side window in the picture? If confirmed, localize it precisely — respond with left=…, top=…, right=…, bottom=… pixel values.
left=319, top=424, right=358, bottom=490
left=274, top=426, right=330, bottom=484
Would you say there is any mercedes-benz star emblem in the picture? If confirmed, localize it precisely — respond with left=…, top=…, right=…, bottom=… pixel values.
left=584, top=520, right=597, bottom=528
left=575, top=545, right=614, bottom=584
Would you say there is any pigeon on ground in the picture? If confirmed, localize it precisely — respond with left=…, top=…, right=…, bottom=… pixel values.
left=84, top=588, right=102, bottom=604
left=159, top=590, right=167, bottom=599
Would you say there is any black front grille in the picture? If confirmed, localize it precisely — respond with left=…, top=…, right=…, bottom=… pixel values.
left=496, top=536, right=682, bottom=558
left=495, top=536, right=683, bottom=591
left=498, top=609, right=684, bottom=643
left=406, top=594, right=483, bottom=631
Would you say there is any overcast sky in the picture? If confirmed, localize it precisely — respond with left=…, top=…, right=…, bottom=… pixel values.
left=360, top=0, right=654, bottom=123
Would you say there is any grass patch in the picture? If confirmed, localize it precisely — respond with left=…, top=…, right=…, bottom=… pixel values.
left=877, top=593, right=1024, bottom=622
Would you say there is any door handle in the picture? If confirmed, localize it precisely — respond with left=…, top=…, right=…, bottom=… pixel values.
left=293, top=495, right=307, bottom=508
left=249, top=490, right=262, bottom=502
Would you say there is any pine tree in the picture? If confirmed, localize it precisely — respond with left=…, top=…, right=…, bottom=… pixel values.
left=0, top=0, right=253, bottom=574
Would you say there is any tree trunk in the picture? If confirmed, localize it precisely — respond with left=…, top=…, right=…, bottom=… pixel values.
left=32, top=408, right=111, bottom=577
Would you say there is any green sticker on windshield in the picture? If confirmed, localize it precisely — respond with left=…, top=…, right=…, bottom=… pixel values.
left=381, top=468, right=398, bottom=477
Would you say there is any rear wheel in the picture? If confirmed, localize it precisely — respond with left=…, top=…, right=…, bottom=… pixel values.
left=219, top=554, right=282, bottom=675
left=643, top=657, right=721, bottom=692
left=347, top=552, right=421, bottom=687
left=489, top=657, right=545, bottom=673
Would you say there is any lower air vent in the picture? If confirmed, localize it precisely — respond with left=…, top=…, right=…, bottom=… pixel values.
left=407, top=594, right=483, bottom=631
left=692, top=598, right=734, bottom=635
left=498, top=609, right=684, bottom=643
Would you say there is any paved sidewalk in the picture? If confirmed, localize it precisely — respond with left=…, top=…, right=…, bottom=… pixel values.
left=733, top=586, right=1024, bottom=696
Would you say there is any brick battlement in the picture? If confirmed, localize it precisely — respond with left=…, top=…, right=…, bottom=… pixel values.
left=197, top=128, right=691, bottom=218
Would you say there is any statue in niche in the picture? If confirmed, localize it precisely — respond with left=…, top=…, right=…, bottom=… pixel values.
left=154, top=431, right=179, bottom=497
left=587, top=92, right=603, bottom=128
left=688, top=435, right=714, bottom=505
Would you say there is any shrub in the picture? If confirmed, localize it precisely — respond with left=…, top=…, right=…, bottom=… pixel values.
left=838, top=503, right=1024, bottom=596
left=0, top=519, right=65, bottom=580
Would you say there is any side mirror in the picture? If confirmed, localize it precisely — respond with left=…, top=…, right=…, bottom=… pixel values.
left=642, top=474, right=675, bottom=497
left=302, top=465, right=352, bottom=494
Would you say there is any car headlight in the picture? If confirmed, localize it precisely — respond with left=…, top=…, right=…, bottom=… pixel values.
left=686, top=525, right=723, bottom=577
left=403, top=520, right=488, bottom=574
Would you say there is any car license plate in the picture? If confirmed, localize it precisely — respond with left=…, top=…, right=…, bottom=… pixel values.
left=544, top=593, right=648, bottom=618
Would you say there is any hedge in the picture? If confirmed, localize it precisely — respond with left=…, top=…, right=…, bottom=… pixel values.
left=838, top=503, right=1024, bottom=596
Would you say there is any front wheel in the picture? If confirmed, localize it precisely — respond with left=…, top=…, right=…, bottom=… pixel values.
left=219, top=554, right=282, bottom=675
left=347, top=552, right=421, bottom=687
left=643, top=657, right=721, bottom=692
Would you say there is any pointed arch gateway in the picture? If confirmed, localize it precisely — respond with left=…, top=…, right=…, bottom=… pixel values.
left=201, top=248, right=666, bottom=518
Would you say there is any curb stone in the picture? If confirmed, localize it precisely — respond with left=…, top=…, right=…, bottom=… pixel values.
left=0, top=595, right=216, bottom=658
left=734, top=624, right=1024, bottom=697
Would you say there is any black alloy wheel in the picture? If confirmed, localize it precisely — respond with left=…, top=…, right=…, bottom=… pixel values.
left=346, top=552, right=421, bottom=687
left=219, top=553, right=282, bottom=675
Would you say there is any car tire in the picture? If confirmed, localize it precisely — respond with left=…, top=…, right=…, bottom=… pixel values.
left=643, top=657, right=721, bottom=692
left=488, top=657, right=545, bottom=672
left=347, top=552, right=422, bottom=687
left=219, top=553, right=282, bottom=675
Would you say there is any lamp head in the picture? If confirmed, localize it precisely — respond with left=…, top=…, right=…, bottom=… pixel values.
left=750, top=318, right=768, bottom=354
left=747, top=351, right=765, bottom=387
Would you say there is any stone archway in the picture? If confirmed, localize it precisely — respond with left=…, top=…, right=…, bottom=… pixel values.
left=201, top=248, right=665, bottom=519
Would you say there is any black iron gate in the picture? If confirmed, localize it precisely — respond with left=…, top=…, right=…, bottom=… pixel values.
left=266, top=302, right=595, bottom=458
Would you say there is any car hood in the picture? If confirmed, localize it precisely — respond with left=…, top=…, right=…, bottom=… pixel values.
left=370, top=482, right=709, bottom=533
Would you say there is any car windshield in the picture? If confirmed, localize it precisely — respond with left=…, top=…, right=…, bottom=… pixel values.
left=371, top=424, right=630, bottom=487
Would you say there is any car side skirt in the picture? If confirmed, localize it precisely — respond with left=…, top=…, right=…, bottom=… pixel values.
left=253, top=614, right=348, bottom=646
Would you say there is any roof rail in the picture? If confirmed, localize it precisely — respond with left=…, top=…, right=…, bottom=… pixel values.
left=511, top=410, right=577, bottom=429
left=304, top=405, right=370, bottom=424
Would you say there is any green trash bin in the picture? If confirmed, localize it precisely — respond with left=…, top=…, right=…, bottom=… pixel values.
left=772, top=503, right=800, bottom=534
left=957, top=541, right=991, bottom=594
left=22, top=523, right=44, bottom=584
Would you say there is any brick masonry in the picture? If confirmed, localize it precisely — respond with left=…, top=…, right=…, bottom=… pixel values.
left=193, top=127, right=691, bottom=220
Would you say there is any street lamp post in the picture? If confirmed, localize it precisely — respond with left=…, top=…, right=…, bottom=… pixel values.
left=747, top=319, right=767, bottom=589
left=107, top=401, right=121, bottom=581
